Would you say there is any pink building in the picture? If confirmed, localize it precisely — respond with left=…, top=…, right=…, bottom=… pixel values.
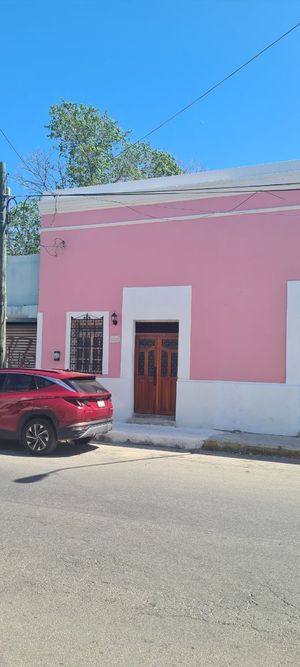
left=38, top=160, right=300, bottom=435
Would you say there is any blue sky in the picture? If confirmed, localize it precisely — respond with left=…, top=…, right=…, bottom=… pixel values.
left=2, top=0, right=300, bottom=183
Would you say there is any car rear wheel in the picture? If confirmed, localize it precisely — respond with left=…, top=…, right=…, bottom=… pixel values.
left=21, top=418, right=58, bottom=456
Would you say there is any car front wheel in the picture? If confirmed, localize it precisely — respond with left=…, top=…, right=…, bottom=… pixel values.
left=21, top=418, right=58, bottom=456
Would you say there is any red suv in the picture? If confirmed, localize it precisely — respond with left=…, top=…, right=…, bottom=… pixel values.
left=0, top=369, right=113, bottom=456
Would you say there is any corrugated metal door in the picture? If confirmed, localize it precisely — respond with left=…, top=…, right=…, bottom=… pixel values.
left=6, top=322, right=37, bottom=368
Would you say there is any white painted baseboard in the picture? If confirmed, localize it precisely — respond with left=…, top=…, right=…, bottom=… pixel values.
left=176, top=379, right=300, bottom=436
left=102, top=377, right=300, bottom=436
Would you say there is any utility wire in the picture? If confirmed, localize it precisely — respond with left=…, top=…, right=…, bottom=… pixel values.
left=0, top=129, right=57, bottom=196
left=10, top=180, right=300, bottom=198
left=114, top=20, right=300, bottom=157
left=1, top=21, right=300, bottom=197
left=2, top=22, right=300, bottom=197
left=0, top=127, right=31, bottom=171
left=2, top=22, right=299, bottom=178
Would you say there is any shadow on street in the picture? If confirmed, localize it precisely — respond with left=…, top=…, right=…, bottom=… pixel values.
left=13, top=452, right=182, bottom=484
left=0, top=439, right=99, bottom=458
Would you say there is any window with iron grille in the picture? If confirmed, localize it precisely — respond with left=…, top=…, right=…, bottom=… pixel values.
left=70, top=314, right=103, bottom=373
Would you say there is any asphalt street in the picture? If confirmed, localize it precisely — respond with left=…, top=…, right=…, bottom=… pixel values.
left=0, top=440, right=299, bottom=666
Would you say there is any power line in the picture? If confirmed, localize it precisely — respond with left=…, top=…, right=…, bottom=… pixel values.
left=38, top=192, right=300, bottom=234
left=0, top=126, right=57, bottom=197
left=0, top=127, right=31, bottom=171
left=114, top=20, right=300, bottom=158
left=0, top=129, right=57, bottom=196
left=2, top=21, right=300, bottom=195
left=1, top=21, right=299, bottom=193
left=9, top=180, right=300, bottom=199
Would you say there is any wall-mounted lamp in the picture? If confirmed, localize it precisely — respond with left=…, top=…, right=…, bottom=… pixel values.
left=111, top=312, right=118, bottom=326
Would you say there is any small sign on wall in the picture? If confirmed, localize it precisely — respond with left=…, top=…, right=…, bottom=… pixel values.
left=110, top=335, right=121, bottom=343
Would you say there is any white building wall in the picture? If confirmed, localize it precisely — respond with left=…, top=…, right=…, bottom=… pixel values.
left=176, top=380, right=300, bottom=436
left=103, top=281, right=300, bottom=436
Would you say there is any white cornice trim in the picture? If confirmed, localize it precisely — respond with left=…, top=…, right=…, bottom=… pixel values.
left=39, top=188, right=241, bottom=215
left=40, top=202, right=300, bottom=234
left=39, top=159, right=300, bottom=215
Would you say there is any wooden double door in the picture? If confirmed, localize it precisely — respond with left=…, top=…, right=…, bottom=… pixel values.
left=134, top=333, right=178, bottom=416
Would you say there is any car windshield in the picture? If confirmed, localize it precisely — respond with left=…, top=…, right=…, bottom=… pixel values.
left=65, top=377, right=108, bottom=394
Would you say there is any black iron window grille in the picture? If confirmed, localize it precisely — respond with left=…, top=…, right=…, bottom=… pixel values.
left=70, top=314, right=103, bottom=373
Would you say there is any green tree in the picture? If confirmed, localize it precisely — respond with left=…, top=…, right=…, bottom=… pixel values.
left=45, top=100, right=182, bottom=186
left=7, top=199, right=40, bottom=256
left=12, top=100, right=183, bottom=254
left=18, top=101, right=183, bottom=191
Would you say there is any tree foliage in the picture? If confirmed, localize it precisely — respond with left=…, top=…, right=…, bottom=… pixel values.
left=45, top=101, right=182, bottom=186
left=12, top=100, right=183, bottom=254
left=8, top=199, right=40, bottom=256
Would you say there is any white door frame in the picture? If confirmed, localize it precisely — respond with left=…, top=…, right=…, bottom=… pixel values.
left=120, top=286, right=192, bottom=415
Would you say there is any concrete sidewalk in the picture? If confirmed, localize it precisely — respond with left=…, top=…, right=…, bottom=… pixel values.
left=100, top=421, right=300, bottom=459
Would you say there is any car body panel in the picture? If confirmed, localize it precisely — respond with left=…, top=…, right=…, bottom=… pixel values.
left=0, top=369, right=113, bottom=442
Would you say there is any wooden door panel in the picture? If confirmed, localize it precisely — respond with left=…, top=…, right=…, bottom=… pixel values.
left=157, top=336, right=178, bottom=415
left=134, top=332, right=178, bottom=416
left=134, top=336, right=157, bottom=414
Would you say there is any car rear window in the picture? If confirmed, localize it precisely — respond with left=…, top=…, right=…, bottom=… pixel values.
left=66, top=378, right=108, bottom=394
left=0, top=373, right=7, bottom=391
left=35, top=376, right=54, bottom=389
left=3, top=373, right=36, bottom=392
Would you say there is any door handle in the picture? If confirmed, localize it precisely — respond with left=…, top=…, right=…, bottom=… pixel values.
left=153, top=367, right=157, bottom=385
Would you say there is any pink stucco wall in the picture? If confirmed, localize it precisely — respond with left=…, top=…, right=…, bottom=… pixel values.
left=39, top=189, right=300, bottom=383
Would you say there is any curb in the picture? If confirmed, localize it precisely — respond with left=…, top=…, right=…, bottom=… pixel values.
left=202, top=439, right=300, bottom=459
left=100, top=435, right=203, bottom=451
left=100, top=434, right=300, bottom=459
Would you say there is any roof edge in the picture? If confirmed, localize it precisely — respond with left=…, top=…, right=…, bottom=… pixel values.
left=39, top=159, right=300, bottom=215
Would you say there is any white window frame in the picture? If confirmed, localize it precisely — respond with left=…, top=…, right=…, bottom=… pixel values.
left=65, top=311, right=109, bottom=375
